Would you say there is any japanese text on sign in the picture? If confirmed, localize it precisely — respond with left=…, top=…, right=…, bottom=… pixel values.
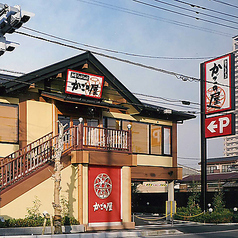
left=93, top=202, right=113, bottom=212
left=65, top=70, right=104, bottom=99
left=205, top=54, right=233, bottom=114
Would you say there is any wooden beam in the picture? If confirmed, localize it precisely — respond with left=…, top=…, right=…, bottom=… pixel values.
left=131, top=166, right=182, bottom=180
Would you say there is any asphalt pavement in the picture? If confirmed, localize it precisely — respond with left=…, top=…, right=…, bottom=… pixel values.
left=1, top=216, right=238, bottom=237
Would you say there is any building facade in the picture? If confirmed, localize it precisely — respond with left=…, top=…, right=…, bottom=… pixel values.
left=0, top=52, right=194, bottom=230
left=224, top=35, right=238, bottom=156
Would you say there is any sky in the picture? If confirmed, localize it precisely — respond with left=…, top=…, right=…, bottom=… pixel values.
left=0, top=0, right=237, bottom=169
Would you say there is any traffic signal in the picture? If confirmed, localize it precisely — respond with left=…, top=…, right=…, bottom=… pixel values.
left=0, top=4, right=34, bottom=35
left=0, top=35, right=19, bottom=56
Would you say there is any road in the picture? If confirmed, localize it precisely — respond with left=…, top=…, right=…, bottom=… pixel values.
left=133, top=214, right=238, bottom=237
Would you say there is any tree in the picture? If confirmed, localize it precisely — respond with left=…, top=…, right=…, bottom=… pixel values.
left=52, top=121, right=67, bottom=234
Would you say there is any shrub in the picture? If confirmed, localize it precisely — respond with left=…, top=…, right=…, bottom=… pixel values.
left=202, top=209, right=233, bottom=223
left=0, top=216, right=79, bottom=228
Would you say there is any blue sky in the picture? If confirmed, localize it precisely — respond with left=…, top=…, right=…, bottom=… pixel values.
left=1, top=0, right=238, bottom=168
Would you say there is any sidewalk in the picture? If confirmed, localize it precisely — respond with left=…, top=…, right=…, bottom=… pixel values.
left=0, top=222, right=183, bottom=238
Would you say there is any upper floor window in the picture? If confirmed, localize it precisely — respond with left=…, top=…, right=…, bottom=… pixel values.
left=0, top=103, right=18, bottom=143
left=222, top=165, right=230, bottom=173
left=208, top=166, right=217, bottom=174
left=104, top=117, right=172, bottom=156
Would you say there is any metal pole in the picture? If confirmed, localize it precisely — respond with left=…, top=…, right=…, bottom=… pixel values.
left=200, top=63, right=207, bottom=212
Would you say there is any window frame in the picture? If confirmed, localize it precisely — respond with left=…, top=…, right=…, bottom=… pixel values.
left=103, top=117, right=172, bottom=156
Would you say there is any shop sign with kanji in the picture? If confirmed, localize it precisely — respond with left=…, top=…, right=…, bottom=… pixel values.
left=65, top=69, right=104, bottom=99
left=204, top=53, right=234, bottom=115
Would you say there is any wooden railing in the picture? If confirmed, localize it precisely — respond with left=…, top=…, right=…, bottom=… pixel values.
left=0, top=125, right=131, bottom=191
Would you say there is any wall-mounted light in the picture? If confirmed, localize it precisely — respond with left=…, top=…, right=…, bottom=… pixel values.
left=164, top=109, right=172, bottom=114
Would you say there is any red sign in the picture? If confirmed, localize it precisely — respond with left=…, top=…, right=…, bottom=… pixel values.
left=65, top=69, right=104, bottom=99
left=204, top=53, right=234, bottom=115
left=88, top=166, right=121, bottom=224
left=205, top=113, right=235, bottom=138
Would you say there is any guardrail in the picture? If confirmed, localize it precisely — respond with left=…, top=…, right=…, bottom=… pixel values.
left=0, top=125, right=131, bottom=190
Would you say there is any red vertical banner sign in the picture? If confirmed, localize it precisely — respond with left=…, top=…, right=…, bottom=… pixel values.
left=204, top=53, right=235, bottom=115
left=88, top=165, right=121, bottom=224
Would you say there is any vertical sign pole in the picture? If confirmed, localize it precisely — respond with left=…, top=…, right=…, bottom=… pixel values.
left=200, top=63, right=207, bottom=212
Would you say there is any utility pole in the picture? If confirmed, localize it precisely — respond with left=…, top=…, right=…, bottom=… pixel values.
left=200, top=63, right=207, bottom=212
left=52, top=121, right=67, bottom=234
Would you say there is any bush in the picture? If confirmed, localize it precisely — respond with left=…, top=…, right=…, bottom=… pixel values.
left=0, top=216, right=79, bottom=228
left=175, top=190, right=235, bottom=223
left=201, top=209, right=233, bottom=223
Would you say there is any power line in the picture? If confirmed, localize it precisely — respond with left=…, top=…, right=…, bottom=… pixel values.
left=77, top=0, right=232, bottom=37
left=153, top=0, right=238, bottom=25
left=138, top=97, right=200, bottom=111
left=211, top=0, right=238, bottom=9
left=174, top=0, right=238, bottom=19
left=7, top=30, right=238, bottom=91
left=133, top=92, right=200, bottom=105
left=133, top=0, right=238, bottom=30
left=15, top=31, right=201, bottom=82
left=178, top=156, right=200, bottom=161
left=22, top=26, right=213, bottom=60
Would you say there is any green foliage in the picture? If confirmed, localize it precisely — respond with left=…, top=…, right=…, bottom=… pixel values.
left=0, top=196, right=79, bottom=228
left=212, top=191, right=225, bottom=212
left=62, top=216, right=79, bottom=226
left=175, top=189, right=234, bottom=223
left=201, top=209, right=233, bottom=223
left=61, top=196, right=70, bottom=217
left=174, top=181, right=202, bottom=221
left=26, top=196, right=42, bottom=219
left=0, top=216, right=79, bottom=228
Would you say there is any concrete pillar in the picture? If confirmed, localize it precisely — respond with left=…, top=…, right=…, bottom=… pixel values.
left=166, top=181, right=175, bottom=221
left=168, top=181, right=174, bottom=201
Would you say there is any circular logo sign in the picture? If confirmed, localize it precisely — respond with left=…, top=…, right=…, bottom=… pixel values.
left=94, top=173, right=112, bottom=199
left=206, top=86, right=226, bottom=112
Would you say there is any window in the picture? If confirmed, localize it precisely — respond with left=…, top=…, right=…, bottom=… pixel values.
left=106, top=118, right=121, bottom=130
left=122, top=121, right=149, bottom=154
left=164, top=127, right=171, bottom=155
left=208, top=166, right=217, bottom=174
left=151, top=125, right=162, bottom=155
left=0, top=103, right=18, bottom=143
left=104, top=117, right=172, bottom=156
left=222, top=165, right=230, bottom=173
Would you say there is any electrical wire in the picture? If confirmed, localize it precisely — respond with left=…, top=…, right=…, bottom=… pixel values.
left=133, top=92, right=200, bottom=105
left=133, top=0, right=238, bottom=30
left=15, top=31, right=201, bottom=82
left=153, top=0, right=238, bottom=25
left=77, top=0, right=233, bottom=37
left=1, top=30, right=236, bottom=92
left=138, top=97, right=200, bottom=110
left=22, top=26, right=213, bottom=60
left=210, top=0, right=238, bottom=9
left=174, top=0, right=238, bottom=19
left=178, top=156, right=200, bottom=161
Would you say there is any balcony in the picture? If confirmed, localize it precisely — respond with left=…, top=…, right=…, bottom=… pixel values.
left=0, top=125, right=132, bottom=191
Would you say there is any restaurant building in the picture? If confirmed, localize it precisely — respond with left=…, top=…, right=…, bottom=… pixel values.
left=0, top=51, right=195, bottom=230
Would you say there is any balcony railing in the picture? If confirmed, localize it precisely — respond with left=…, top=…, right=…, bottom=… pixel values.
left=0, top=124, right=131, bottom=191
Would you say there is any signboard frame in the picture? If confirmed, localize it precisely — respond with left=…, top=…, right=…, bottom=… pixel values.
left=65, top=69, right=104, bottom=99
left=205, top=113, right=235, bottom=139
left=204, top=53, right=235, bottom=115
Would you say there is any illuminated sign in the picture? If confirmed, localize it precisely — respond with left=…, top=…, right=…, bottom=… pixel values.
left=205, top=113, right=235, bottom=138
left=65, top=69, right=104, bottom=99
left=204, top=53, right=234, bottom=115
